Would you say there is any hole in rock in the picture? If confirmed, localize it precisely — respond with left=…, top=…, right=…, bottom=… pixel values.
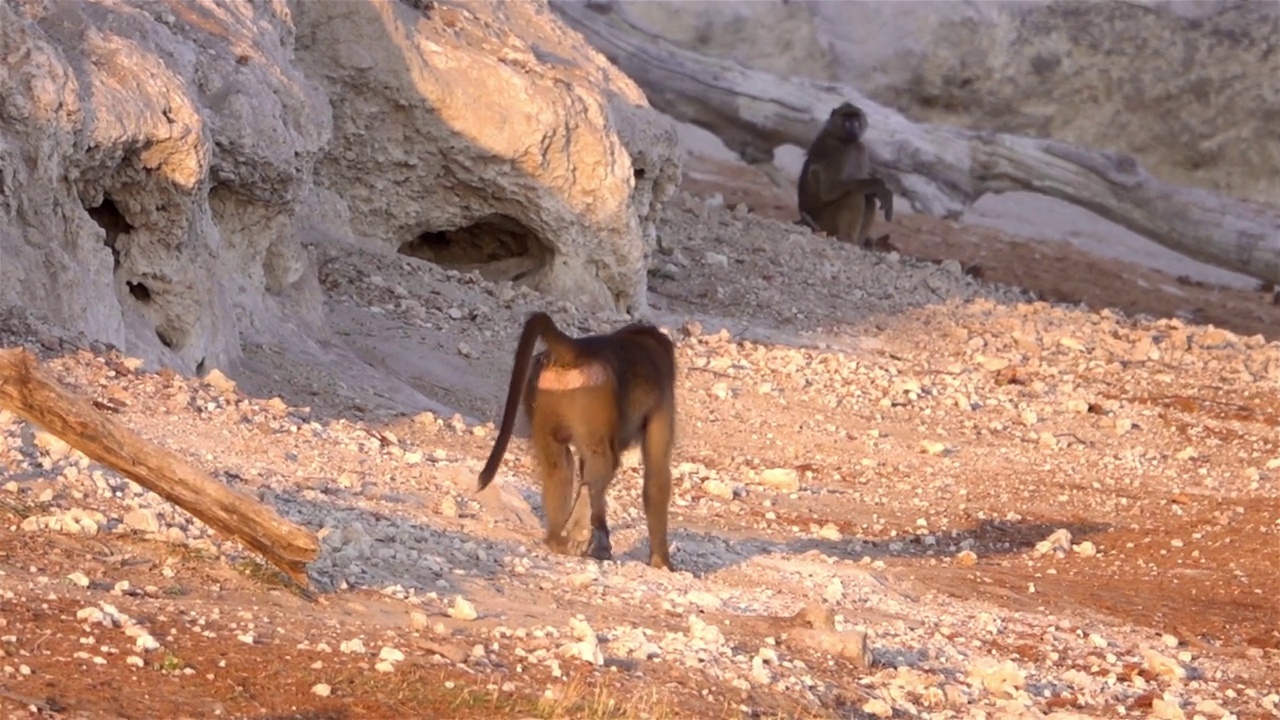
left=397, top=214, right=548, bottom=283
left=155, top=328, right=175, bottom=350
left=399, top=0, right=435, bottom=14
left=86, top=197, right=134, bottom=270
left=195, top=357, right=207, bottom=376
left=126, top=281, right=152, bottom=304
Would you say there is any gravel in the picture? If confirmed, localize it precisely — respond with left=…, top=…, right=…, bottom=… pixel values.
left=0, top=191, right=1276, bottom=717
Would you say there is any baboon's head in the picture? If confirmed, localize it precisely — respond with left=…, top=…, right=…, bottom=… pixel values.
left=828, top=102, right=867, bottom=144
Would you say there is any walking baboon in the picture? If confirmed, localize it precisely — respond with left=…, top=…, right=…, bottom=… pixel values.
left=477, top=312, right=677, bottom=570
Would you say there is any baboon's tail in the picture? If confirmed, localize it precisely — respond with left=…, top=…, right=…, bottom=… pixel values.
left=477, top=312, right=563, bottom=491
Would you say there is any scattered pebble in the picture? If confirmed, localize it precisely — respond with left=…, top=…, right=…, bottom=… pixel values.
left=448, top=596, right=478, bottom=621
left=757, top=468, right=799, bottom=492
left=0, top=190, right=1271, bottom=720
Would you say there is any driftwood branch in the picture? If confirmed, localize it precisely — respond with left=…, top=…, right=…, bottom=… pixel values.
left=0, top=347, right=319, bottom=588
left=553, top=0, right=1280, bottom=286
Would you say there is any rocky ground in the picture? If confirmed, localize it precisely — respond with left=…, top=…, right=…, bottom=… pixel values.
left=1, top=154, right=1278, bottom=720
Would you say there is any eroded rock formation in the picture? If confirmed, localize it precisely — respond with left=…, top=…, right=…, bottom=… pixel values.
left=0, top=0, right=331, bottom=374
left=0, top=0, right=679, bottom=374
left=290, top=0, right=680, bottom=314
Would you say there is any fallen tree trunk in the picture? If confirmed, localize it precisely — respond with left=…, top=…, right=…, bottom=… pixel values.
left=0, top=348, right=320, bottom=588
left=553, top=0, right=1280, bottom=287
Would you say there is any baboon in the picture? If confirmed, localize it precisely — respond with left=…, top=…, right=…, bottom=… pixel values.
left=477, top=312, right=677, bottom=570
left=797, top=101, right=894, bottom=248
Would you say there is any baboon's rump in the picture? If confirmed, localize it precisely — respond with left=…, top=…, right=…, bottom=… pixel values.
left=536, top=362, right=610, bottom=391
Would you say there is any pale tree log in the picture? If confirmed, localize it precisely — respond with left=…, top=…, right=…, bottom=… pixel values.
left=553, top=0, right=1280, bottom=287
left=0, top=347, right=320, bottom=588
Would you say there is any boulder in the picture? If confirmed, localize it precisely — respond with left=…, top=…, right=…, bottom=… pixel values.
left=290, top=0, right=681, bottom=314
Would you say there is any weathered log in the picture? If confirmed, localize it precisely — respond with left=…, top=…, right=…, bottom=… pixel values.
left=0, top=348, right=319, bottom=588
left=553, top=0, right=1280, bottom=287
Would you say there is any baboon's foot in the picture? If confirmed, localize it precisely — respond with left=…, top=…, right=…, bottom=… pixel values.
left=586, top=528, right=613, bottom=561
left=649, top=551, right=672, bottom=571
left=544, top=533, right=574, bottom=556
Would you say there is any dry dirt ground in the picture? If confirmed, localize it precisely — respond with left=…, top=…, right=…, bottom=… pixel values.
left=1, top=153, right=1278, bottom=720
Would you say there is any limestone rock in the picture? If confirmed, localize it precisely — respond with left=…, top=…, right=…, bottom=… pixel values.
left=290, top=0, right=681, bottom=314
left=0, top=0, right=330, bottom=373
left=0, top=0, right=680, bottom=377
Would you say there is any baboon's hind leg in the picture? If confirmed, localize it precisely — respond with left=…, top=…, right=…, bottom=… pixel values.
left=641, top=406, right=675, bottom=570
left=828, top=193, right=865, bottom=244
left=580, top=442, right=619, bottom=561
left=856, top=196, right=877, bottom=246
left=536, top=437, right=576, bottom=556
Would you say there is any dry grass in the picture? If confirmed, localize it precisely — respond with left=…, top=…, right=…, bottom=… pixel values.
left=533, top=670, right=675, bottom=719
